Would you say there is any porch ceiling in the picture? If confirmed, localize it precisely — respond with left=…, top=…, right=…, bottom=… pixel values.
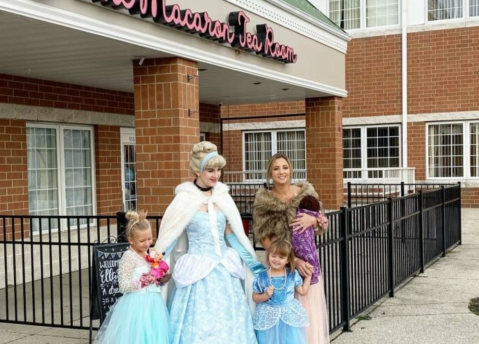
left=0, top=10, right=329, bottom=105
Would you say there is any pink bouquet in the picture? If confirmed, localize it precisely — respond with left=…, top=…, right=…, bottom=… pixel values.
left=139, top=272, right=158, bottom=288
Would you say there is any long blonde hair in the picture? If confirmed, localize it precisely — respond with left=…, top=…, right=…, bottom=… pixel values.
left=265, top=153, right=293, bottom=188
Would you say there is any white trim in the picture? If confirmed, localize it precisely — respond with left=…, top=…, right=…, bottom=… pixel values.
left=0, top=0, right=347, bottom=98
left=409, top=111, right=479, bottom=123
left=0, top=103, right=134, bottom=127
left=222, top=119, right=305, bottom=131
left=401, top=0, right=408, bottom=168
left=343, top=115, right=402, bottom=125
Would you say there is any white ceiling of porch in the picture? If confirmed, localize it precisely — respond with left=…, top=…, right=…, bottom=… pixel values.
left=0, top=11, right=328, bottom=105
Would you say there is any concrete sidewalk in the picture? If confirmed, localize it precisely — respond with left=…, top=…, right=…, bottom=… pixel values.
left=0, top=210, right=477, bottom=344
left=333, top=208, right=479, bottom=344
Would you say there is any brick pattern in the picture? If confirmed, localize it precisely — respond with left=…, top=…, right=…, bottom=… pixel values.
left=343, top=35, right=402, bottom=118
left=199, top=103, right=221, bottom=151
left=461, top=188, right=479, bottom=208
left=0, top=74, right=134, bottom=116
left=134, top=57, right=199, bottom=215
left=0, top=119, right=28, bottom=215
left=95, top=125, right=123, bottom=215
left=220, top=101, right=305, bottom=118
left=408, top=27, right=479, bottom=114
left=0, top=119, right=29, bottom=240
left=408, top=122, right=426, bottom=181
left=306, top=97, right=344, bottom=210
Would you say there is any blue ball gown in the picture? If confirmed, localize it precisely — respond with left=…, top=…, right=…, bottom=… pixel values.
left=253, top=269, right=309, bottom=344
left=93, top=249, right=170, bottom=344
left=169, top=210, right=257, bottom=344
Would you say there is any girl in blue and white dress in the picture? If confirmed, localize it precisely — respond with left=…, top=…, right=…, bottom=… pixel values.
left=94, top=211, right=170, bottom=344
left=155, top=141, right=257, bottom=344
left=252, top=239, right=311, bottom=344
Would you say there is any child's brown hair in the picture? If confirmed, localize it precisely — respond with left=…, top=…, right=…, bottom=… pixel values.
left=267, top=239, right=296, bottom=271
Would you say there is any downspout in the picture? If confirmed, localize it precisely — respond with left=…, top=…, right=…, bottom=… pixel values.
left=401, top=0, right=408, bottom=170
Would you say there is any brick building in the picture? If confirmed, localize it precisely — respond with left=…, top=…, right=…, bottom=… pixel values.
left=221, top=0, right=479, bottom=208
left=0, top=0, right=350, bottom=236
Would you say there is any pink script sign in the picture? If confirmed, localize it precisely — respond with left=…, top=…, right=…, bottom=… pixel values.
left=92, top=0, right=298, bottom=64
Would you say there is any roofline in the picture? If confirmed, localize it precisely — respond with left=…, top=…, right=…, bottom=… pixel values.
left=265, top=0, right=351, bottom=42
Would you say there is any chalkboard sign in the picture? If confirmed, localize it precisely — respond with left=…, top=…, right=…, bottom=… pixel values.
left=90, top=242, right=130, bottom=323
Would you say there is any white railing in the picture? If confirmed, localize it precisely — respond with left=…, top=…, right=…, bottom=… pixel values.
left=223, top=170, right=307, bottom=184
left=343, top=167, right=416, bottom=184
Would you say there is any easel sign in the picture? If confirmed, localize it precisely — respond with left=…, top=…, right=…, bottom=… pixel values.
left=91, top=242, right=130, bottom=323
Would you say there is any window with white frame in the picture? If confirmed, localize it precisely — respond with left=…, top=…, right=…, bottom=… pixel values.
left=428, top=0, right=463, bottom=21
left=27, top=124, right=95, bottom=232
left=343, top=125, right=400, bottom=179
left=426, top=122, right=479, bottom=179
left=470, top=0, right=479, bottom=16
left=243, top=130, right=306, bottom=181
left=329, top=0, right=399, bottom=30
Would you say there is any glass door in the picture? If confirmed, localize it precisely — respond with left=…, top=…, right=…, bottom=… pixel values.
left=121, top=128, right=137, bottom=211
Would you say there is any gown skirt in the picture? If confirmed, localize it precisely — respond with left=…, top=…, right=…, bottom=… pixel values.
left=94, top=290, right=170, bottom=344
left=169, top=263, right=257, bottom=344
left=295, top=275, right=330, bottom=344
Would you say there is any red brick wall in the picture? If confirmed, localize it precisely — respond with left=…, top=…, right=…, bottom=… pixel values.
left=199, top=103, right=221, bottom=151
left=0, top=119, right=28, bottom=216
left=95, top=125, right=123, bottom=215
left=343, top=35, right=402, bottom=118
left=462, top=188, right=479, bottom=208
left=0, top=74, right=134, bottom=115
left=408, top=27, right=479, bottom=114
left=134, top=57, right=199, bottom=215
left=0, top=119, right=29, bottom=239
left=408, top=122, right=426, bottom=181
left=220, top=101, right=305, bottom=118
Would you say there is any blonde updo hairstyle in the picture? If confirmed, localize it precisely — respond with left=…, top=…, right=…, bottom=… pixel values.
left=125, top=210, right=151, bottom=239
left=189, top=141, right=226, bottom=176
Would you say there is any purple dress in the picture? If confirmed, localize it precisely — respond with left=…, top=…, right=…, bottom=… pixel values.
left=291, top=208, right=320, bottom=285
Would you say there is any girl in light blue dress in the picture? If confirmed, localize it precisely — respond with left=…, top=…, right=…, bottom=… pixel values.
left=94, top=211, right=170, bottom=344
left=154, top=142, right=257, bottom=344
left=252, top=239, right=311, bottom=344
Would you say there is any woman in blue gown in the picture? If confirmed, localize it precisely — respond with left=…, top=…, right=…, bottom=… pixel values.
left=154, top=141, right=257, bottom=344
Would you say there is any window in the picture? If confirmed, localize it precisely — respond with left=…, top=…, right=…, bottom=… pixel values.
left=243, top=130, right=306, bottom=181
left=27, top=124, right=95, bottom=232
left=427, top=122, right=479, bottom=179
left=428, top=0, right=463, bottom=21
left=329, top=0, right=399, bottom=30
left=343, top=125, right=400, bottom=179
left=471, top=0, right=479, bottom=17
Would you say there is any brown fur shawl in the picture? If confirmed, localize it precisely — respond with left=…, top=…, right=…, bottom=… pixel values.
left=252, top=182, right=320, bottom=242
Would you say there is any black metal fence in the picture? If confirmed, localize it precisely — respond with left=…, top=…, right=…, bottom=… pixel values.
left=0, top=184, right=461, bottom=334
left=346, top=181, right=459, bottom=208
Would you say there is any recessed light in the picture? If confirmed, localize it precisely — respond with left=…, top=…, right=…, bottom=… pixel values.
left=282, top=88, right=289, bottom=91
left=253, top=82, right=262, bottom=85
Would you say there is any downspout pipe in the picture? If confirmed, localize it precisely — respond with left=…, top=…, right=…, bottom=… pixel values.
left=402, top=0, right=408, bottom=169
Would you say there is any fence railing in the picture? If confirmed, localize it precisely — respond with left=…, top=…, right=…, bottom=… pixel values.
left=343, top=167, right=416, bottom=183
left=346, top=181, right=459, bottom=208
left=0, top=184, right=462, bottom=335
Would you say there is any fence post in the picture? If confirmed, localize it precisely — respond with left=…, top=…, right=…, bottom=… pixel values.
left=340, top=207, right=351, bottom=332
left=116, top=212, right=127, bottom=243
left=418, top=191, right=425, bottom=273
left=400, top=181, right=405, bottom=197
left=388, top=198, right=395, bottom=297
left=347, top=182, right=352, bottom=208
left=458, top=182, right=462, bottom=245
left=441, top=186, right=446, bottom=257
